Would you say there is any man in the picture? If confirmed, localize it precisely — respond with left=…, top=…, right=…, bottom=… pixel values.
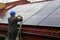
left=8, top=11, right=23, bottom=40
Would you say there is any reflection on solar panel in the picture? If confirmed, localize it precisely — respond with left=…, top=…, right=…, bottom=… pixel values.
left=0, top=0, right=60, bottom=27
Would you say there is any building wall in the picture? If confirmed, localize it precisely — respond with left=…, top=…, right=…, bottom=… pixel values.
left=0, top=24, right=60, bottom=40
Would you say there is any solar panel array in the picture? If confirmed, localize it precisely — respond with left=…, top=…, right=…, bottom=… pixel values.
left=0, top=0, right=60, bottom=27
left=0, top=1, right=51, bottom=23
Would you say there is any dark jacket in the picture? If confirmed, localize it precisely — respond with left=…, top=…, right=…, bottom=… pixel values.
left=8, top=16, right=23, bottom=33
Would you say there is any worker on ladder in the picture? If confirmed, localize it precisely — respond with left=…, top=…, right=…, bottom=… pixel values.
left=8, top=11, right=23, bottom=40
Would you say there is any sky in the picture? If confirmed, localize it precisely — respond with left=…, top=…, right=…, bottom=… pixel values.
left=0, top=0, right=43, bottom=3
left=27, top=0, right=43, bottom=2
left=0, top=0, right=19, bottom=3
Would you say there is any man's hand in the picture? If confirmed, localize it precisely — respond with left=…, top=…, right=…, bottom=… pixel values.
left=15, top=15, right=23, bottom=19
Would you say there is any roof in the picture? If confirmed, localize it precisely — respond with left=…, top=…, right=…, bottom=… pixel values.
left=0, top=0, right=60, bottom=27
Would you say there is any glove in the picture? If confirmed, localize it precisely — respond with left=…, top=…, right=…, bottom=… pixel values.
left=15, top=15, right=22, bottom=19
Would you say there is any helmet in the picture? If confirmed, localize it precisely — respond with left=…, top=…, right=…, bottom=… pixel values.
left=10, top=11, right=16, bottom=16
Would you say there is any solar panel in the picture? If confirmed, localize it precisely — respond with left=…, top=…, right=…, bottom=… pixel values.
left=23, top=0, right=60, bottom=25
left=24, top=0, right=60, bottom=26
left=39, top=6, right=60, bottom=27
left=38, top=0, right=60, bottom=27
left=0, top=0, right=60, bottom=27
left=0, top=1, right=50, bottom=24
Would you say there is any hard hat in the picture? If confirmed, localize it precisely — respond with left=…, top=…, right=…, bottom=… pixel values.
left=10, top=11, right=16, bottom=16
